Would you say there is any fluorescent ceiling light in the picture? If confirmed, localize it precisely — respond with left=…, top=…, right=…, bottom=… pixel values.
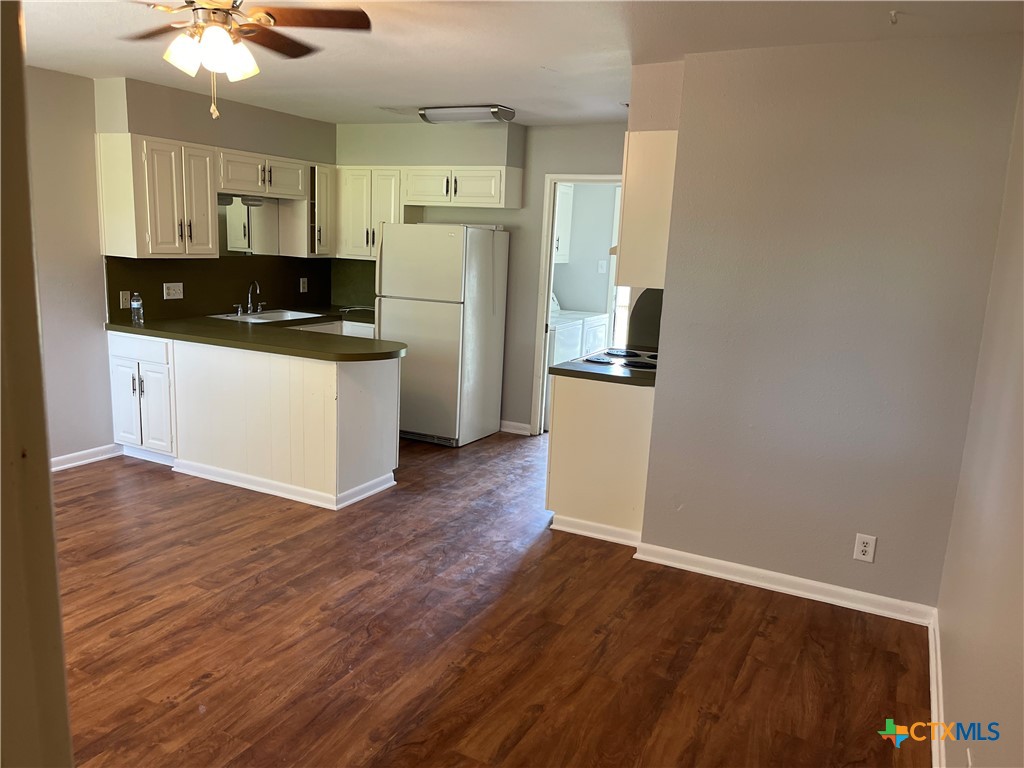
left=418, top=105, right=515, bottom=124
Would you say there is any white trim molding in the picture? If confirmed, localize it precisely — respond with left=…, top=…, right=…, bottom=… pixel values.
left=634, top=542, right=938, bottom=626
left=50, top=444, right=123, bottom=472
left=122, top=445, right=175, bottom=466
left=550, top=515, right=640, bottom=547
left=500, top=420, right=533, bottom=436
left=174, top=460, right=395, bottom=511
left=930, top=617, right=945, bottom=768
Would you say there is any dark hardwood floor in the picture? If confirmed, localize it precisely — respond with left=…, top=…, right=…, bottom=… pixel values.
left=52, top=434, right=931, bottom=767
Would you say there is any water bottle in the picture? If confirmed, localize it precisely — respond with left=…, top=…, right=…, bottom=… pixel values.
left=130, top=292, right=144, bottom=326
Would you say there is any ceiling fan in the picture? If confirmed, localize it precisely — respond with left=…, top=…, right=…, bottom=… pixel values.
left=126, top=0, right=370, bottom=117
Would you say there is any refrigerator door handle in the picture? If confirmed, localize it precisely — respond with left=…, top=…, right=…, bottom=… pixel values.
left=374, top=296, right=382, bottom=340
left=375, top=226, right=384, bottom=297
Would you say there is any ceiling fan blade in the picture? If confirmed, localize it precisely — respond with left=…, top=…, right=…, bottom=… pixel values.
left=247, top=7, right=370, bottom=30
left=244, top=26, right=318, bottom=59
left=124, top=24, right=181, bottom=41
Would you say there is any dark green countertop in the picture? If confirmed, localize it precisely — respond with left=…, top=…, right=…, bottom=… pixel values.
left=549, top=360, right=656, bottom=388
left=106, top=308, right=405, bottom=363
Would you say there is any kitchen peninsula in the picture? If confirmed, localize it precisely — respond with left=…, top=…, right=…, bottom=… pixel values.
left=106, top=316, right=406, bottom=510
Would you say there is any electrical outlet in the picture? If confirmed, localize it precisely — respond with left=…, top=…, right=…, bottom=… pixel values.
left=119, top=290, right=131, bottom=309
left=299, top=277, right=308, bottom=293
left=853, top=533, right=877, bottom=563
left=598, top=260, right=608, bottom=274
left=162, top=282, right=184, bottom=300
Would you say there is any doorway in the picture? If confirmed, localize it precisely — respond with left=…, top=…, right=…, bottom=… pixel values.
left=530, top=174, right=623, bottom=435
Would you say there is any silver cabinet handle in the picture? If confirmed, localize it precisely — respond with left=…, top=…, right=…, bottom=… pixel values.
left=131, top=374, right=136, bottom=395
left=365, top=228, right=369, bottom=247
left=454, top=176, right=458, bottom=197
left=317, top=226, right=322, bottom=244
left=260, top=165, right=266, bottom=186
left=371, top=228, right=376, bottom=247
left=187, top=219, right=193, bottom=242
left=242, top=222, right=247, bottom=239
left=139, top=377, right=145, bottom=397
left=444, top=176, right=450, bottom=197
left=178, top=219, right=184, bottom=241
left=268, top=166, right=273, bottom=186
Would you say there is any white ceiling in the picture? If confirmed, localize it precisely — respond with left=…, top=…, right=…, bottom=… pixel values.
left=22, top=1, right=1023, bottom=125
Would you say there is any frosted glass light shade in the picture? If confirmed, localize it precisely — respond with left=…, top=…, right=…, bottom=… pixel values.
left=199, top=24, right=234, bottom=74
left=226, top=40, right=259, bottom=82
left=163, top=32, right=201, bottom=77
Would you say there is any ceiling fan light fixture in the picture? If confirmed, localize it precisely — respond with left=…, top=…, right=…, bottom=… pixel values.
left=162, top=31, right=201, bottom=77
left=418, top=105, right=516, bottom=124
left=198, top=23, right=234, bottom=74
left=226, top=40, right=260, bottom=82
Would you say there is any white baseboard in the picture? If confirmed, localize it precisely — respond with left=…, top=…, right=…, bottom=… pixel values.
left=335, top=473, right=396, bottom=509
left=500, top=420, right=533, bottom=436
left=122, top=445, right=176, bottom=466
left=174, top=460, right=394, bottom=511
left=550, top=515, right=640, bottom=547
left=633, top=542, right=938, bottom=626
left=51, top=444, right=122, bottom=472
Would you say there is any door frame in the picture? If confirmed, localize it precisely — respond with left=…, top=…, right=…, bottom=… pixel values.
left=528, top=173, right=622, bottom=436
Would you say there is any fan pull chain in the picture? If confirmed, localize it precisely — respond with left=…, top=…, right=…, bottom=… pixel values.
left=210, top=71, right=220, bottom=120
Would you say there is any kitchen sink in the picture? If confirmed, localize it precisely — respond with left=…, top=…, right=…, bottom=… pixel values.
left=209, top=310, right=323, bottom=324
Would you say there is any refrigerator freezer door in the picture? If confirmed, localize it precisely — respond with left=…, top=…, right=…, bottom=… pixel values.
left=379, top=297, right=463, bottom=441
left=379, top=224, right=467, bottom=303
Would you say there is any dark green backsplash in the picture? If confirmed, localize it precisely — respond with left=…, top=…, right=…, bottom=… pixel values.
left=331, top=260, right=376, bottom=308
left=105, top=251, right=332, bottom=323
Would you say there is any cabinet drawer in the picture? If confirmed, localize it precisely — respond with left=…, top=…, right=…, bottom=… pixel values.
left=108, top=332, right=170, bottom=364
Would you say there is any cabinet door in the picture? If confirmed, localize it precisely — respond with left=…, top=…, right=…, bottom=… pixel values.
left=267, top=158, right=306, bottom=198
left=402, top=168, right=451, bottom=204
left=583, top=315, right=610, bottom=355
left=225, top=198, right=251, bottom=252
left=370, top=168, right=402, bottom=259
left=110, top=358, right=142, bottom=447
left=219, top=150, right=267, bottom=194
left=340, top=168, right=372, bottom=258
left=452, top=168, right=503, bottom=206
left=144, top=139, right=185, bottom=255
left=139, top=362, right=174, bottom=454
left=312, top=165, right=333, bottom=255
left=182, top=146, right=218, bottom=256
left=552, top=183, right=574, bottom=264
left=616, top=130, right=677, bottom=289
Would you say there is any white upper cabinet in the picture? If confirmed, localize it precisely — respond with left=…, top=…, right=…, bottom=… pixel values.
left=552, top=183, right=575, bottom=264
left=97, top=134, right=219, bottom=259
left=225, top=198, right=251, bottom=252
left=615, top=130, right=678, bottom=289
left=339, top=167, right=403, bottom=260
left=401, top=166, right=522, bottom=209
left=218, top=149, right=307, bottom=199
left=312, top=164, right=334, bottom=255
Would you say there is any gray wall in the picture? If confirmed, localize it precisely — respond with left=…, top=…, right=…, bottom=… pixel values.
left=938, top=71, right=1023, bottom=768
left=26, top=67, right=113, bottom=459
left=641, top=36, right=1022, bottom=605
left=552, top=183, right=619, bottom=313
left=337, top=122, right=525, bottom=167
left=421, top=123, right=627, bottom=426
left=96, top=78, right=336, bottom=163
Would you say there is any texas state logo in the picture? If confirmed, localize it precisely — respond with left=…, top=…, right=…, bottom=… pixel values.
left=879, top=719, right=910, bottom=748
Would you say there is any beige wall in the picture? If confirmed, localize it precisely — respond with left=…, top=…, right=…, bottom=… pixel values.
left=26, top=67, right=113, bottom=459
left=337, top=122, right=526, bottom=167
left=641, top=35, right=1022, bottom=605
left=938, top=71, right=1023, bottom=768
left=627, top=61, right=684, bottom=132
left=421, top=123, right=626, bottom=426
left=97, top=78, right=336, bottom=163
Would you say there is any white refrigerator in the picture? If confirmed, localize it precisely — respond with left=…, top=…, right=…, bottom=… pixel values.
left=376, top=224, right=509, bottom=447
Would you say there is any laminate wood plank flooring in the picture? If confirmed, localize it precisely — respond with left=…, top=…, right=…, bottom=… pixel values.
left=52, top=434, right=931, bottom=767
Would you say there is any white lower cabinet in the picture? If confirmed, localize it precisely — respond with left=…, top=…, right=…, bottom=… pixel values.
left=107, top=333, right=175, bottom=456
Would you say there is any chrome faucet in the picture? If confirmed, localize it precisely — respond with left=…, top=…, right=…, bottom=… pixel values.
left=247, top=280, right=261, bottom=313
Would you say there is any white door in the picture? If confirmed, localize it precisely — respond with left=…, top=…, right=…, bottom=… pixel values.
left=313, top=165, right=333, bottom=255
left=452, top=169, right=502, bottom=206
left=379, top=224, right=466, bottom=302
left=182, top=146, right=218, bottom=256
left=219, top=150, right=266, bottom=194
left=340, top=167, right=371, bottom=258
left=379, top=297, right=463, bottom=440
left=267, top=158, right=306, bottom=198
left=109, top=357, right=142, bottom=446
left=144, top=139, right=185, bottom=255
left=370, top=168, right=401, bottom=259
left=402, top=168, right=451, bottom=204
left=552, top=183, right=575, bottom=264
left=139, top=362, right=174, bottom=454
left=225, top=199, right=251, bottom=252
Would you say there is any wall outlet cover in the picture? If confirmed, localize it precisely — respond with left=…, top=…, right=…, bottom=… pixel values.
left=162, top=282, right=184, bottom=300
left=119, top=290, right=131, bottom=309
left=299, top=277, right=308, bottom=293
left=853, top=533, right=877, bottom=563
